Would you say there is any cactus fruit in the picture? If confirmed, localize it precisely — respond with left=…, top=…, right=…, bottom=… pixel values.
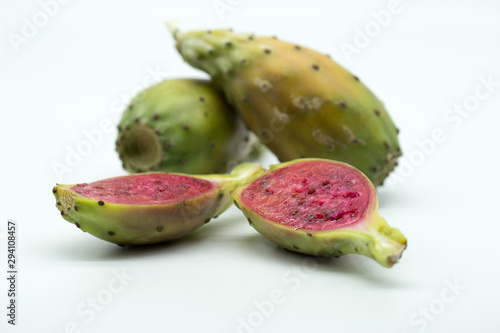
left=53, top=163, right=264, bottom=246
left=172, top=28, right=401, bottom=185
left=231, top=159, right=406, bottom=268
left=116, top=79, right=262, bottom=174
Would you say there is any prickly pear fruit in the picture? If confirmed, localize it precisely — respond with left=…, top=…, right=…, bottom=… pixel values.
left=116, top=78, right=262, bottom=174
left=231, top=159, right=406, bottom=268
left=172, top=28, right=401, bottom=185
left=53, top=163, right=264, bottom=246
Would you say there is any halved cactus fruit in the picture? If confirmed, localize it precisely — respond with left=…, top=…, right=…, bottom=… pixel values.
left=231, top=159, right=406, bottom=267
left=53, top=163, right=264, bottom=246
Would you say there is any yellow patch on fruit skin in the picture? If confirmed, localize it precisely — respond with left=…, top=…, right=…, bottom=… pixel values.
left=292, top=96, right=324, bottom=111
left=253, top=77, right=273, bottom=92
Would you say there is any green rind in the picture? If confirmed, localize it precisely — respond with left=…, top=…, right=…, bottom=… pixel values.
left=53, top=162, right=265, bottom=246
left=231, top=159, right=407, bottom=268
left=116, top=78, right=262, bottom=174
left=173, top=29, right=402, bottom=185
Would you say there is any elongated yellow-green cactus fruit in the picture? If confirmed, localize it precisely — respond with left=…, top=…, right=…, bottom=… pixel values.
left=172, top=28, right=401, bottom=185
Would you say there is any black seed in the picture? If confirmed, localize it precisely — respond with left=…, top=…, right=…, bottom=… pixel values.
left=98, top=200, right=105, bottom=206
left=204, top=219, right=211, bottom=224
left=60, top=211, right=65, bottom=216
left=183, top=124, right=190, bottom=130
left=210, top=141, right=216, bottom=148
left=117, top=244, right=125, bottom=247
left=108, top=231, right=115, bottom=236
left=374, top=109, right=381, bottom=116
left=353, top=75, right=360, bottom=81
left=294, top=45, right=301, bottom=50
left=128, top=104, right=133, bottom=110
left=219, top=193, right=224, bottom=199
left=154, top=129, right=161, bottom=135
left=307, top=232, right=312, bottom=237
left=117, top=125, right=122, bottom=131
left=134, top=117, right=139, bottom=123
left=153, top=113, right=159, bottom=120
left=264, top=48, right=271, bottom=54
left=338, top=250, right=344, bottom=254
left=199, top=96, right=205, bottom=102
left=242, top=97, right=249, bottom=103
left=339, top=100, right=347, bottom=108
left=369, top=166, right=380, bottom=173
left=247, top=218, right=252, bottom=225
left=156, top=226, right=164, bottom=232
left=312, top=64, right=320, bottom=70
left=124, top=125, right=130, bottom=131
left=248, top=35, right=254, bottom=40
left=355, top=247, right=359, bottom=252
left=308, top=188, right=315, bottom=195
left=165, top=142, right=172, bottom=149
left=292, top=245, right=299, bottom=250
left=75, top=222, right=80, bottom=228
left=56, top=201, right=61, bottom=206
left=226, top=41, right=233, bottom=47
left=383, top=142, right=391, bottom=150
left=67, top=207, right=71, bottom=212
left=226, top=68, right=233, bottom=75
left=52, top=187, right=57, bottom=194
left=208, top=49, right=214, bottom=55
left=396, top=128, right=400, bottom=134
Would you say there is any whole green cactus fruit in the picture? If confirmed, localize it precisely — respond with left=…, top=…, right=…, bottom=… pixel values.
left=232, top=159, right=406, bottom=268
left=116, top=78, right=262, bottom=174
left=53, top=163, right=264, bottom=246
left=172, top=28, right=401, bottom=185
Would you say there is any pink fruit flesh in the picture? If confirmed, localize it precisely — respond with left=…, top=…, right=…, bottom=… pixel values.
left=240, top=161, right=370, bottom=231
left=71, top=173, right=214, bottom=205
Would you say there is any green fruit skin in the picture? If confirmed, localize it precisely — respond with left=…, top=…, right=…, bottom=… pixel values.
left=231, top=159, right=407, bottom=268
left=173, top=29, right=401, bottom=185
left=116, top=78, right=262, bottom=174
left=53, top=163, right=265, bottom=246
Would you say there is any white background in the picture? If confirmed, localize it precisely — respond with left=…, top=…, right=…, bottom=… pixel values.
left=1, top=0, right=500, bottom=332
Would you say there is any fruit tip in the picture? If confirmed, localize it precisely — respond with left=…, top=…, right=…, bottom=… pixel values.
left=166, top=19, right=182, bottom=40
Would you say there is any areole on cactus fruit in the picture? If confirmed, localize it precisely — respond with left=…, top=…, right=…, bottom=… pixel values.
left=53, top=163, right=264, bottom=246
left=231, top=159, right=407, bottom=268
left=171, top=27, right=402, bottom=185
left=116, top=78, right=262, bottom=174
